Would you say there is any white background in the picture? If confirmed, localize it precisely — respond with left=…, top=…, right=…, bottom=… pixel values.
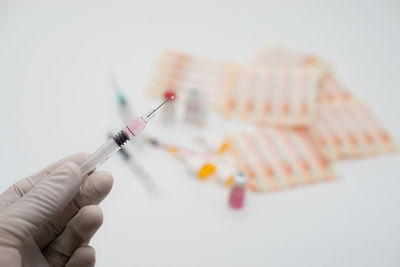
left=1, top=0, right=400, bottom=266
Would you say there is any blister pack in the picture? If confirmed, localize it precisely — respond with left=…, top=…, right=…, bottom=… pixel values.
left=311, top=100, right=397, bottom=159
left=222, top=66, right=320, bottom=126
left=147, top=50, right=237, bottom=108
left=223, top=128, right=333, bottom=192
left=254, top=46, right=351, bottom=103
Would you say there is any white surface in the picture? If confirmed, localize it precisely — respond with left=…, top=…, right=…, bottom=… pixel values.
left=1, top=0, right=400, bottom=266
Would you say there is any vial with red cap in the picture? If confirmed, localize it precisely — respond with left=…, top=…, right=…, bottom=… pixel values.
left=161, top=90, right=176, bottom=124
left=228, top=172, right=248, bottom=209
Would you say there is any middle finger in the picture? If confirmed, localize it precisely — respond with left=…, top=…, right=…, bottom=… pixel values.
left=33, top=171, right=113, bottom=249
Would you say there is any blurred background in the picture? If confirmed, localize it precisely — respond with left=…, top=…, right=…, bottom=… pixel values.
left=1, top=0, right=400, bottom=266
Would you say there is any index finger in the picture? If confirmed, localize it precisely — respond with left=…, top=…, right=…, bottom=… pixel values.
left=0, top=153, right=90, bottom=209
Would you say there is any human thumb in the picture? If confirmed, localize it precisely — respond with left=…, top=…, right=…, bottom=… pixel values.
left=0, top=162, right=82, bottom=247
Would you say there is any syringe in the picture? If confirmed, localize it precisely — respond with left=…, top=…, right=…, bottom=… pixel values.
left=80, top=95, right=174, bottom=176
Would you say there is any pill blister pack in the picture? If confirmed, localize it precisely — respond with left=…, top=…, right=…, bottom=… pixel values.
left=254, top=46, right=352, bottom=103
left=147, top=50, right=237, bottom=108
left=311, top=100, right=397, bottom=160
left=222, top=66, right=320, bottom=126
left=253, top=46, right=396, bottom=159
left=147, top=46, right=397, bottom=194
left=223, top=128, right=333, bottom=192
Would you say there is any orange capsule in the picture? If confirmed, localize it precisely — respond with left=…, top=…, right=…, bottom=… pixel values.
left=217, top=141, right=230, bottom=155
left=197, top=163, right=216, bottom=179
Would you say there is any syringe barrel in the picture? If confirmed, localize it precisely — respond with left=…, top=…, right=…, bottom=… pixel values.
left=80, top=138, right=121, bottom=177
left=80, top=129, right=131, bottom=176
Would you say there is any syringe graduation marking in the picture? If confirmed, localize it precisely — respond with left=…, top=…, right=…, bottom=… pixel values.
left=126, top=126, right=135, bottom=137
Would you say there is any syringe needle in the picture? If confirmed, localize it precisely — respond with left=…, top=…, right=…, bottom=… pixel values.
left=146, top=95, right=175, bottom=119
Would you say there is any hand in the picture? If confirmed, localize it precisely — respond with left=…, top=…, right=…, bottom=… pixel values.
left=0, top=153, right=113, bottom=267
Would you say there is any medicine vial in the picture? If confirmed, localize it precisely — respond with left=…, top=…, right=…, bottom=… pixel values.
left=228, top=172, right=248, bottom=209
left=184, top=88, right=206, bottom=125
